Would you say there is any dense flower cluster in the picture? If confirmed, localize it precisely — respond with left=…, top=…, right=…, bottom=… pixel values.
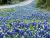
left=0, top=13, right=50, bottom=38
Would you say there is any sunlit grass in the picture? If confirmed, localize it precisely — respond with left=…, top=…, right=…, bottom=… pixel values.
left=6, top=19, right=16, bottom=23
left=0, top=8, right=16, bottom=12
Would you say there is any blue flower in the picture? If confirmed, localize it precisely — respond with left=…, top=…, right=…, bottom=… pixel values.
left=44, top=25, right=50, bottom=31
left=19, top=23, right=24, bottom=28
left=34, top=34, right=41, bottom=38
left=38, top=22, right=41, bottom=28
left=32, top=22, right=37, bottom=26
left=22, top=16, right=26, bottom=19
left=24, top=32, right=27, bottom=36
left=0, top=35, right=3, bottom=38
left=13, top=28, right=19, bottom=32
left=25, top=23, right=29, bottom=28
left=1, top=26, right=8, bottom=33
left=2, top=16, right=10, bottom=21
left=45, top=33, right=50, bottom=38
left=38, top=29, right=46, bottom=36
left=7, top=31, right=15, bottom=36
left=26, top=29, right=30, bottom=33
left=44, top=25, right=48, bottom=30
left=43, top=20, right=48, bottom=25
left=0, top=17, right=3, bottom=21
left=18, top=29, right=24, bottom=36
left=24, top=31, right=33, bottom=38
left=11, top=22, right=20, bottom=27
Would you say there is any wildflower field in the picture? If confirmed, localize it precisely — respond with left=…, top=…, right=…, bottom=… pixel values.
left=0, top=0, right=50, bottom=38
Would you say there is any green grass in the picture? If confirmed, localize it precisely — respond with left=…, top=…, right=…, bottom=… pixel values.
left=5, top=19, right=16, bottom=23
left=29, top=24, right=34, bottom=31
left=48, top=19, right=50, bottom=24
left=0, top=8, right=16, bottom=12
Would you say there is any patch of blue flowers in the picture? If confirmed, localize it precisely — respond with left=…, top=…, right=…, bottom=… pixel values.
left=0, top=12, right=50, bottom=38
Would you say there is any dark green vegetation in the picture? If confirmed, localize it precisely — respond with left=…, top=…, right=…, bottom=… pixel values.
left=0, top=0, right=24, bottom=5
left=36, top=0, right=50, bottom=10
left=0, top=0, right=11, bottom=5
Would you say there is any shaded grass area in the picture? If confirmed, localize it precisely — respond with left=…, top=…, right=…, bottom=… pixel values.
left=0, top=0, right=25, bottom=5
left=36, top=0, right=50, bottom=10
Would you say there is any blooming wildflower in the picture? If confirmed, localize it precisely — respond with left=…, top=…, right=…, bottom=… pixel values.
left=11, top=22, right=20, bottom=28
left=0, top=34, right=3, bottom=38
left=45, top=33, right=50, bottom=38
left=25, top=23, right=29, bottom=29
left=0, top=17, right=3, bottom=21
left=32, top=22, right=37, bottom=26
left=18, top=29, right=24, bottom=36
left=0, top=12, right=50, bottom=38
left=13, top=28, right=19, bottom=32
left=38, top=29, right=46, bottom=36
left=38, top=22, right=41, bottom=28
left=19, top=23, right=24, bottom=28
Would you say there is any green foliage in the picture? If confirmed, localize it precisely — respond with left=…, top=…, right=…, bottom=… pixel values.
left=19, top=0, right=24, bottom=2
left=0, top=0, right=11, bottom=5
left=0, top=8, right=16, bottom=12
left=0, top=0, right=24, bottom=5
left=36, top=0, right=50, bottom=10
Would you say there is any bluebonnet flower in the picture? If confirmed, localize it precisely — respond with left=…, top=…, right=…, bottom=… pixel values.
left=0, top=17, right=3, bottom=21
left=24, top=32, right=28, bottom=38
left=42, top=20, right=48, bottom=25
left=0, top=34, right=3, bottom=38
left=7, top=31, right=14, bottom=36
left=44, top=25, right=48, bottom=30
left=24, top=31, right=32, bottom=38
left=13, top=28, right=19, bottom=32
left=25, top=16, right=30, bottom=20
left=19, top=22, right=25, bottom=28
left=0, top=27, right=4, bottom=38
left=32, top=14, right=35, bottom=18
left=11, top=22, right=20, bottom=28
left=0, top=27, right=3, bottom=34
left=38, top=29, right=46, bottom=36
left=38, top=22, right=41, bottom=28
left=18, top=29, right=24, bottom=36
left=25, top=23, right=29, bottom=29
left=35, top=34, right=41, bottom=38
left=26, top=29, right=30, bottom=33
left=1, top=25, right=8, bottom=33
left=45, top=32, right=50, bottom=38
left=34, top=31, right=41, bottom=38
left=0, top=12, right=50, bottom=38
left=11, top=22, right=17, bottom=27
left=7, top=28, right=15, bottom=36
left=22, top=16, right=26, bottom=19
left=2, top=16, right=10, bottom=21
left=32, top=22, right=37, bottom=26
left=44, top=24, right=50, bottom=31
